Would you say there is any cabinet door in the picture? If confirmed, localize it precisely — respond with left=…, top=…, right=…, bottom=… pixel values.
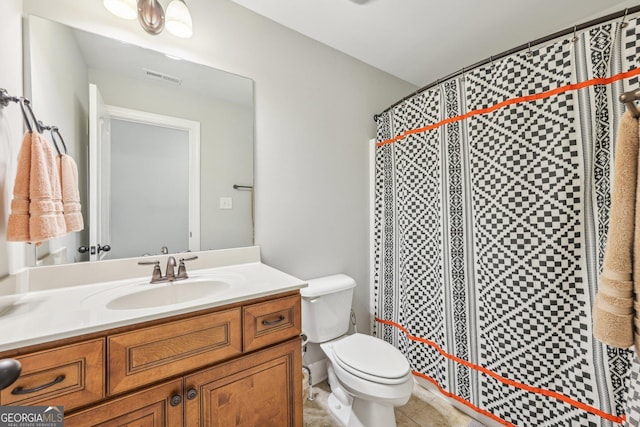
left=64, top=379, right=183, bottom=426
left=185, top=338, right=302, bottom=427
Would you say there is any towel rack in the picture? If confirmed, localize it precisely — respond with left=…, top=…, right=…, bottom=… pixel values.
left=620, top=89, right=640, bottom=118
left=0, top=88, right=43, bottom=134
left=0, top=88, right=19, bottom=109
left=233, top=184, right=253, bottom=190
left=50, top=126, right=68, bottom=154
left=37, top=121, right=65, bottom=155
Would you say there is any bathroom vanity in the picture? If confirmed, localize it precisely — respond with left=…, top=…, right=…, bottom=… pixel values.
left=0, top=247, right=304, bottom=426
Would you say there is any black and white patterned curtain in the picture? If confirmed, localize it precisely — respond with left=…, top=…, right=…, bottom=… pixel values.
left=373, top=14, right=640, bottom=427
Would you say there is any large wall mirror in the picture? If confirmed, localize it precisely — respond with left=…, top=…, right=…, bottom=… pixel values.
left=25, top=15, right=254, bottom=266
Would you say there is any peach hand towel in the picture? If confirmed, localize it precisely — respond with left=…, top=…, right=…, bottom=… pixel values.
left=6, top=132, right=33, bottom=241
left=593, top=111, right=637, bottom=349
left=28, top=132, right=66, bottom=243
left=59, top=153, right=84, bottom=232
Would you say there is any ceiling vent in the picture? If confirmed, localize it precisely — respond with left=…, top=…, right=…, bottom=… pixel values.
left=143, top=68, right=182, bottom=86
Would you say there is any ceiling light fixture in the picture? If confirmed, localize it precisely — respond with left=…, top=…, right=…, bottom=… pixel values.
left=166, top=0, right=193, bottom=38
left=103, top=0, right=137, bottom=20
left=103, top=0, right=193, bottom=38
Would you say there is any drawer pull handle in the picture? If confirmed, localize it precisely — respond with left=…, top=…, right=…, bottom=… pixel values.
left=170, top=394, right=182, bottom=407
left=11, top=375, right=65, bottom=395
left=262, top=315, right=285, bottom=326
left=187, top=388, right=198, bottom=400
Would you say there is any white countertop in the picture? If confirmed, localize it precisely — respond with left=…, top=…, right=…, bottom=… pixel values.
left=0, top=261, right=307, bottom=352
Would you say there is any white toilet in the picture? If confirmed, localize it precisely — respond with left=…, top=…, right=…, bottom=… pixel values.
left=301, top=274, right=413, bottom=427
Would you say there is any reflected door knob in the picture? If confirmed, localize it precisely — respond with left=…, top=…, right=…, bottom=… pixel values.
left=78, top=244, right=111, bottom=255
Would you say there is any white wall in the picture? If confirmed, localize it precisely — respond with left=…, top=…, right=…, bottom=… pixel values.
left=13, top=0, right=417, bottom=332
left=0, top=0, right=26, bottom=275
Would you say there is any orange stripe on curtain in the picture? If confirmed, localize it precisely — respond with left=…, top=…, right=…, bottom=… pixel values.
left=375, top=317, right=626, bottom=424
left=376, top=67, right=640, bottom=148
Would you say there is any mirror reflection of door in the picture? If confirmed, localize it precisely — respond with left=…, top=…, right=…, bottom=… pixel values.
left=89, top=84, right=201, bottom=261
left=89, top=84, right=111, bottom=261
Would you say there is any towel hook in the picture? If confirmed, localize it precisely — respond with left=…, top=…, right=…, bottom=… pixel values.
left=619, top=89, right=640, bottom=118
left=50, top=126, right=68, bottom=155
left=19, top=98, right=41, bottom=134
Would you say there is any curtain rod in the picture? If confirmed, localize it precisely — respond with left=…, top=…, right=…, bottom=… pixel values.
left=374, top=4, right=640, bottom=121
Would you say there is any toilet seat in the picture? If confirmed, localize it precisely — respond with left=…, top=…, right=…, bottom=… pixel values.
left=332, top=334, right=410, bottom=385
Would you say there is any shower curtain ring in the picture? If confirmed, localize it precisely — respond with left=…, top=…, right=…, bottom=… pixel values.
left=571, top=25, right=578, bottom=42
left=621, top=8, right=629, bottom=28
left=527, top=42, right=532, bottom=57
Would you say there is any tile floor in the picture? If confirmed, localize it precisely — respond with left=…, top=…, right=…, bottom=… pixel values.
left=303, top=379, right=483, bottom=427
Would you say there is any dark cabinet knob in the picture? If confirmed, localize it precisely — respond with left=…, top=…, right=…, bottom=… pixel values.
left=170, top=394, right=182, bottom=407
left=77, top=246, right=90, bottom=254
left=186, top=388, right=198, bottom=400
left=98, top=244, right=111, bottom=253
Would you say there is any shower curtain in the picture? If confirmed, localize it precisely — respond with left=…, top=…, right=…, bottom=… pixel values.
left=373, top=15, right=640, bottom=427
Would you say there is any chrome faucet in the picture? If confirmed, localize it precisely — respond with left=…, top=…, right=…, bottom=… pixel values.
left=165, top=256, right=177, bottom=281
left=177, top=255, right=198, bottom=279
left=138, top=255, right=199, bottom=284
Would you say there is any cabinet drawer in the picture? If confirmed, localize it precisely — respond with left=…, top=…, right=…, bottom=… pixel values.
left=243, top=294, right=301, bottom=352
left=108, top=308, right=242, bottom=395
left=0, top=339, right=104, bottom=411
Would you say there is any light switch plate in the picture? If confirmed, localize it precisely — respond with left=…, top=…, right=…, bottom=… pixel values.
left=220, top=197, right=233, bottom=209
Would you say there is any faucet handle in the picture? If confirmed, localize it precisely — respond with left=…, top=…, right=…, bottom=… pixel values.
left=176, top=256, right=199, bottom=279
left=138, top=260, right=163, bottom=283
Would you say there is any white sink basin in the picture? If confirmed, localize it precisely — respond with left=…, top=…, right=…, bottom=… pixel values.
left=105, top=279, right=230, bottom=310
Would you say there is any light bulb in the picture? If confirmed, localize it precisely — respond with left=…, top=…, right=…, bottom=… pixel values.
left=166, top=0, right=193, bottom=38
left=103, top=0, right=137, bottom=20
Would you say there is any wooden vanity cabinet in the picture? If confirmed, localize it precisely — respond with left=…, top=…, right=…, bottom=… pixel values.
left=0, top=291, right=302, bottom=427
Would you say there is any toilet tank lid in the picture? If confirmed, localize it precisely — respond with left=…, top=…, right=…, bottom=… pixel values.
left=300, top=274, right=356, bottom=298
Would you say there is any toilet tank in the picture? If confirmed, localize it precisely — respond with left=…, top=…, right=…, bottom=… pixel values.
left=300, top=274, right=356, bottom=343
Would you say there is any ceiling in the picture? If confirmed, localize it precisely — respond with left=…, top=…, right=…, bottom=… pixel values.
left=230, top=0, right=637, bottom=87
left=70, top=22, right=253, bottom=105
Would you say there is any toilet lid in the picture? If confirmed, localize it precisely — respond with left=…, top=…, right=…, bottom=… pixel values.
left=332, top=334, right=410, bottom=385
